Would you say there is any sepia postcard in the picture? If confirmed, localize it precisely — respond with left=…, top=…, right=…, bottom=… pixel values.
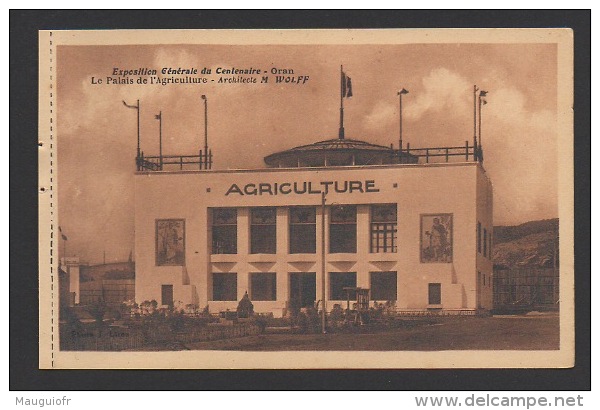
left=38, top=29, right=574, bottom=369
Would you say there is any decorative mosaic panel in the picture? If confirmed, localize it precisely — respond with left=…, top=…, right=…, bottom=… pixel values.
left=156, top=219, right=185, bottom=266
left=421, top=214, right=453, bottom=263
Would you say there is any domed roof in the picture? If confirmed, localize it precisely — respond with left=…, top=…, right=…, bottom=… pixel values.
left=275, top=138, right=393, bottom=153
left=264, top=138, right=416, bottom=168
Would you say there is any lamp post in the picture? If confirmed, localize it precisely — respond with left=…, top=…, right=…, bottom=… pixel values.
left=339, top=65, right=345, bottom=139
left=201, top=95, right=208, bottom=169
left=122, top=99, right=140, bottom=169
left=155, top=111, right=163, bottom=169
left=473, top=85, right=478, bottom=160
left=321, top=192, right=327, bottom=333
left=398, top=88, right=409, bottom=154
left=59, top=226, right=68, bottom=259
left=478, top=90, right=488, bottom=162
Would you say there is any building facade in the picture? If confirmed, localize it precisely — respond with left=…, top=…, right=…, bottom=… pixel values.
left=134, top=140, right=494, bottom=316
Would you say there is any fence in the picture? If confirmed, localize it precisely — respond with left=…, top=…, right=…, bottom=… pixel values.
left=60, top=322, right=260, bottom=351
left=394, top=308, right=479, bottom=317
left=79, top=280, right=135, bottom=306
left=493, top=267, right=559, bottom=311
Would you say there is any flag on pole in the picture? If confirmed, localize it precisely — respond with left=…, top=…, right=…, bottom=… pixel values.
left=479, top=90, right=488, bottom=104
left=155, top=113, right=161, bottom=120
left=58, top=226, right=68, bottom=241
left=346, top=76, right=353, bottom=98
left=342, top=71, right=353, bottom=98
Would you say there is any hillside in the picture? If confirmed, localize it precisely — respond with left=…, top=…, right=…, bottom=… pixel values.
left=492, top=218, right=559, bottom=268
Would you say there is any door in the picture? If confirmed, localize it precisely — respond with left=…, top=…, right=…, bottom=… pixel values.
left=477, top=272, right=482, bottom=308
left=289, top=272, right=316, bottom=309
left=161, top=284, right=174, bottom=307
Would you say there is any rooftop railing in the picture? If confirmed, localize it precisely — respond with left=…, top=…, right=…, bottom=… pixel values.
left=136, top=150, right=213, bottom=171
left=135, top=141, right=482, bottom=172
left=397, top=140, right=482, bottom=164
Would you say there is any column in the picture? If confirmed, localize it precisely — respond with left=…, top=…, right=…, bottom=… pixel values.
left=237, top=208, right=250, bottom=299
left=316, top=205, right=326, bottom=303
left=276, top=207, right=289, bottom=304
left=356, top=205, right=370, bottom=288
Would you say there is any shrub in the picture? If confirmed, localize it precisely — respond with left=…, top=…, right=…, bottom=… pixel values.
left=288, top=299, right=301, bottom=319
left=168, top=310, right=185, bottom=332
left=200, top=305, right=211, bottom=317
left=86, top=300, right=107, bottom=324
left=305, top=307, right=321, bottom=333
left=61, top=307, right=82, bottom=331
left=120, top=300, right=138, bottom=319
left=296, top=311, right=308, bottom=333
left=384, top=300, right=396, bottom=316
left=294, top=307, right=321, bottom=334
left=328, top=304, right=345, bottom=329
left=237, top=291, right=254, bottom=318
left=370, top=303, right=384, bottom=321
left=330, top=304, right=344, bottom=322
left=254, top=315, right=268, bottom=333
left=140, top=300, right=158, bottom=316
left=184, top=304, right=198, bottom=316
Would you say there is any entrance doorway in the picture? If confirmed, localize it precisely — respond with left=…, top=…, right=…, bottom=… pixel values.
left=161, top=284, right=174, bottom=307
left=289, top=272, right=316, bottom=309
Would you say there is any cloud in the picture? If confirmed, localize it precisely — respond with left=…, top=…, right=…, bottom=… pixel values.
left=363, top=100, right=396, bottom=133
left=362, top=66, right=558, bottom=226
left=406, top=68, right=472, bottom=121
left=362, top=67, right=472, bottom=134
left=153, top=47, right=198, bottom=69
left=479, top=85, right=557, bottom=225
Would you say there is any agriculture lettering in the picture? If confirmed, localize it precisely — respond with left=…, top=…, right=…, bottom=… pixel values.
left=225, top=180, right=380, bottom=196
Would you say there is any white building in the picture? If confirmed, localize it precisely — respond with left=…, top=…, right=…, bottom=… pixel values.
left=60, top=256, right=81, bottom=306
left=134, top=134, right=493, bottom=317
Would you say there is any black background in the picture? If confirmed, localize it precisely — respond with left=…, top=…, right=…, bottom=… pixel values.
left=9, top=9, right=590, bottom=391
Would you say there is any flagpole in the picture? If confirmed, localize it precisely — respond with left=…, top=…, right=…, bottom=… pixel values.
left=473, top=85, right=478, bottom=161
left=339, top=65, right=345, bottom=140
left=398, top=88, right=409, bottom=159
left=136, top=99, right=140, bottom=161
left=399, top=91, right=403, bottom=152
left=158, top=111, right=163, bottom=169
left=201, top=95, right=208, bottom=170
left=478, top=94, right=482, bottom=160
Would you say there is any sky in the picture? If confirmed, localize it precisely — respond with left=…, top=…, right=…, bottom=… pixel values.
left=56, top=42, right=559, bottom=264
